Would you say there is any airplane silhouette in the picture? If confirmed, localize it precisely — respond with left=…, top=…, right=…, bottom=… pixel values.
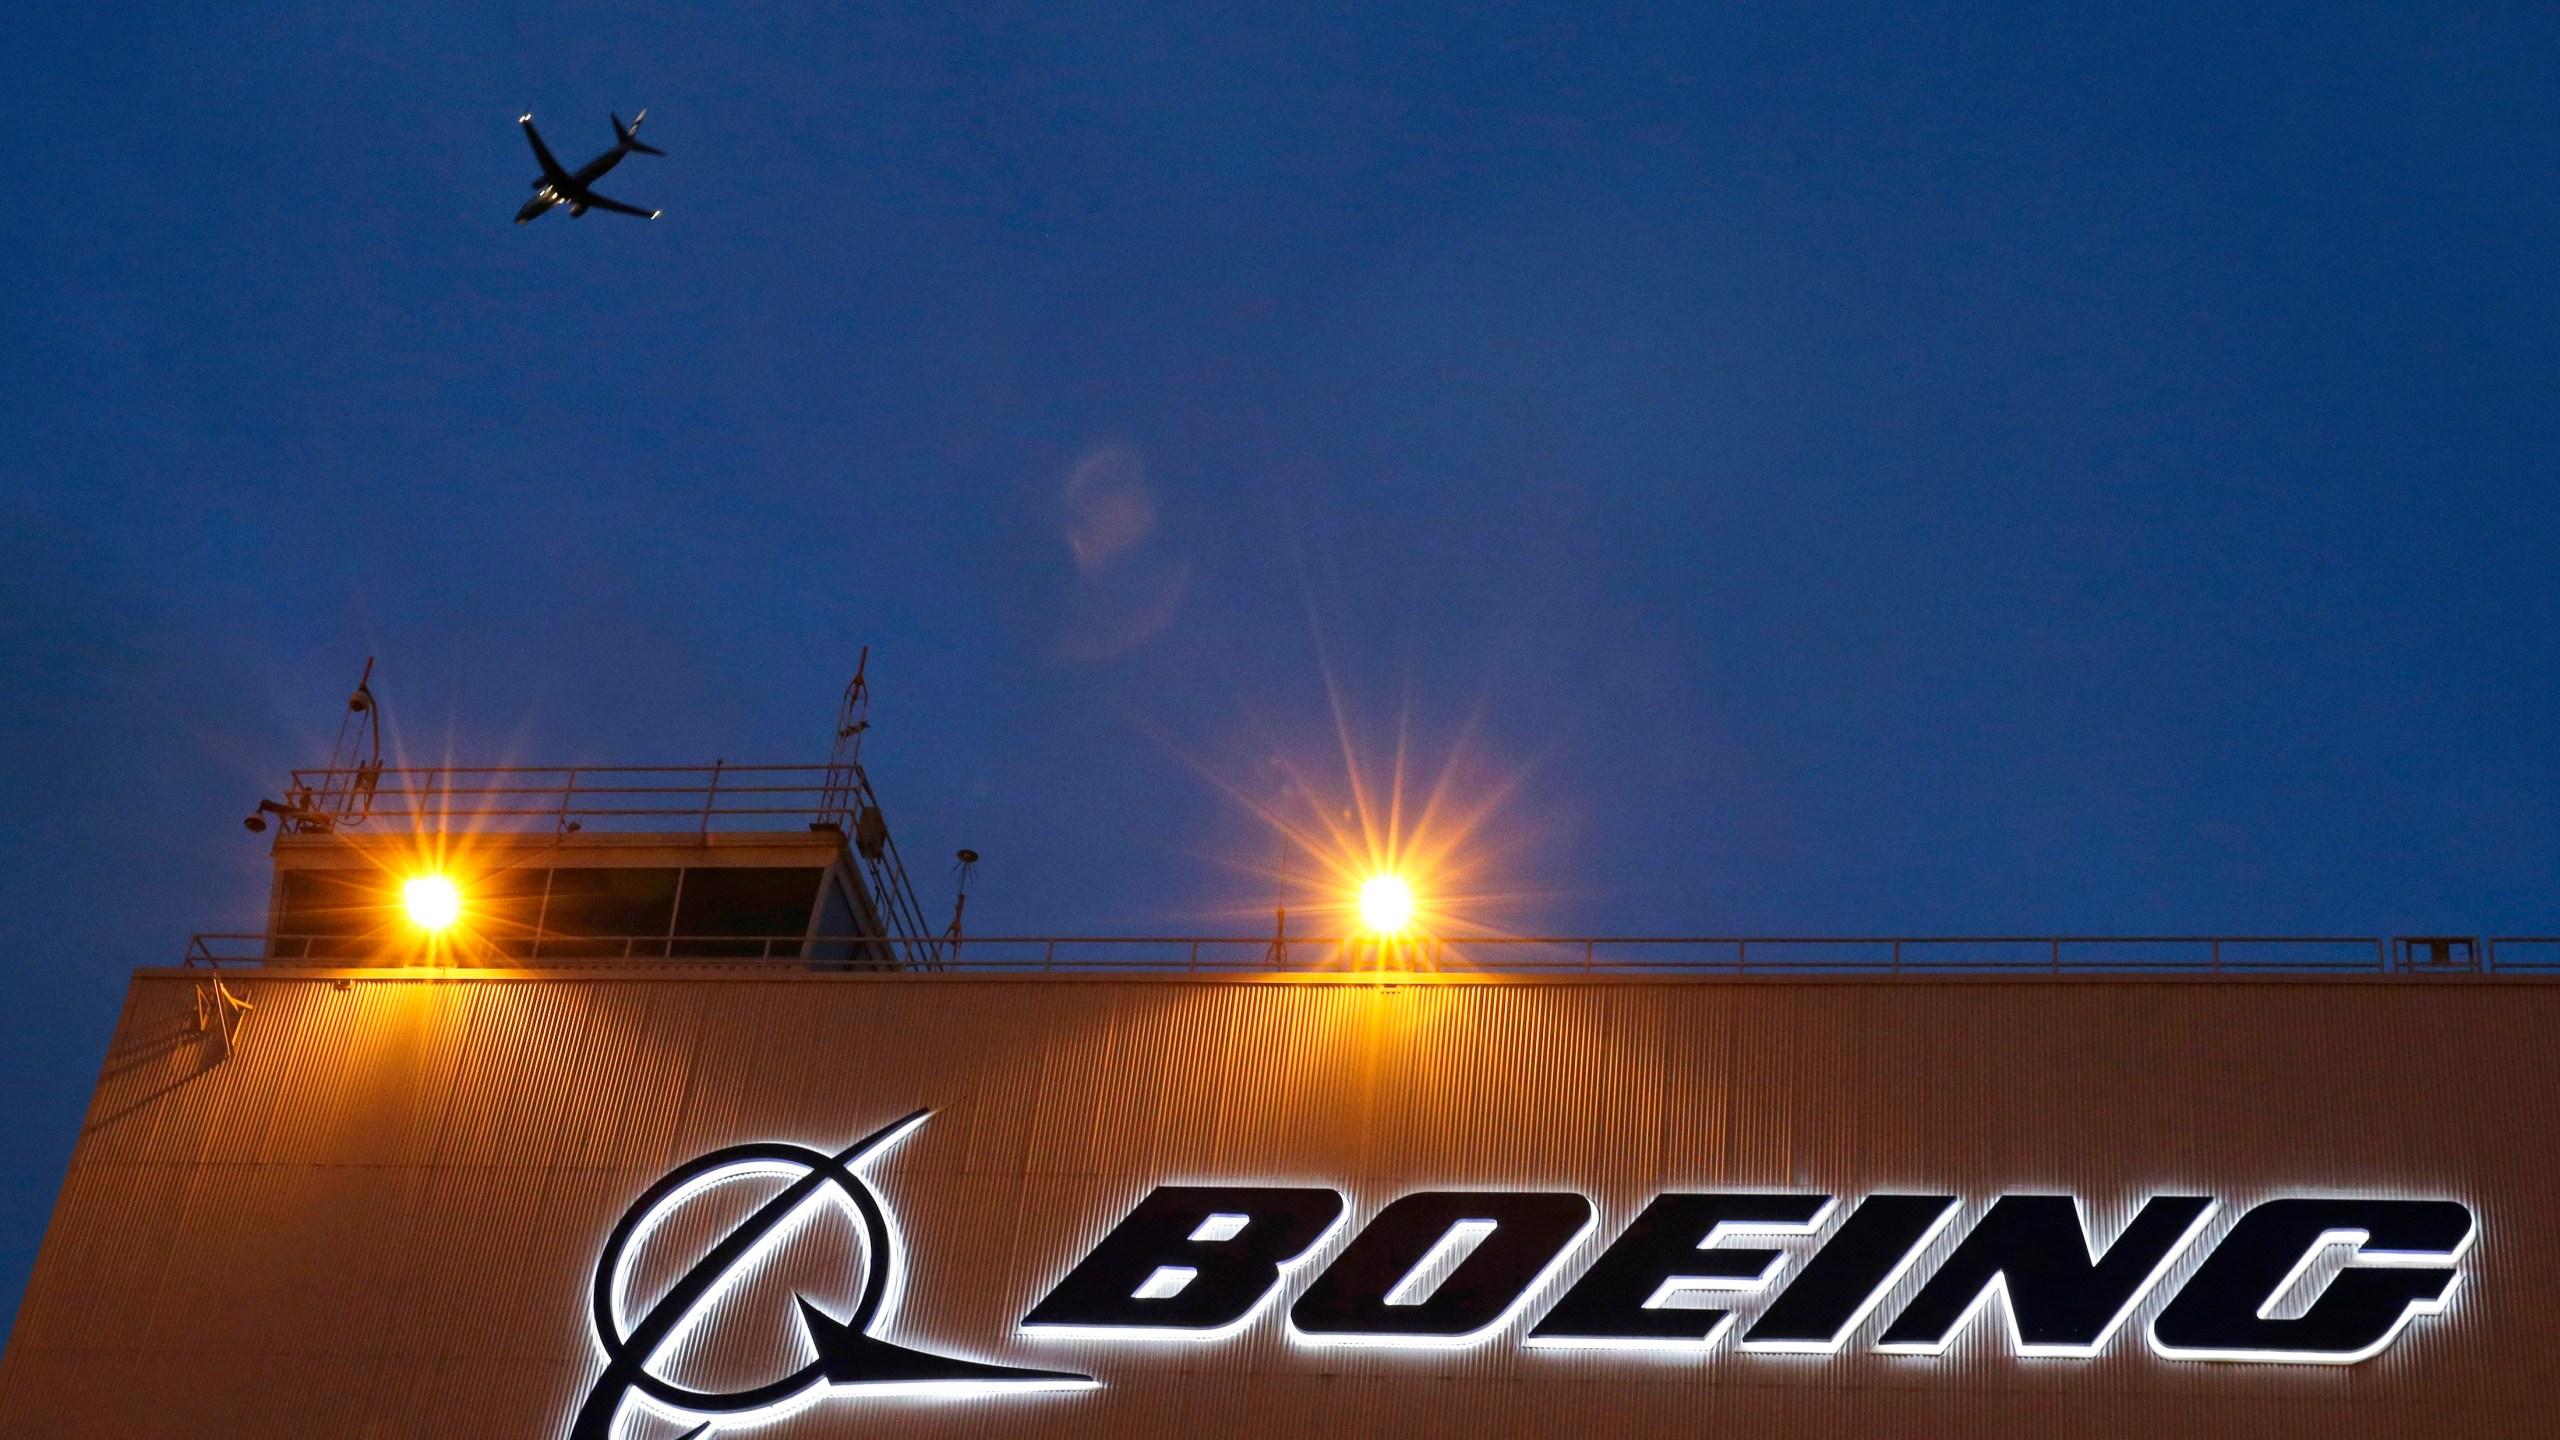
left=516, top=111, right=664, bottom=224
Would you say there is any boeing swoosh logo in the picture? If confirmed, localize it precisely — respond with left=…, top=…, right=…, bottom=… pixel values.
left=568, top=1110, right=1094, bottom=1440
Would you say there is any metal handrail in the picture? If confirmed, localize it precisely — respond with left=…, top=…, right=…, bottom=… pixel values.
left=179, top=933, right=2560, bottom=976
left=271, top=764, right=846, bottom=831
left=187, top=931, right=899, bottom=965
left=256, top=760, right=951, bottom=971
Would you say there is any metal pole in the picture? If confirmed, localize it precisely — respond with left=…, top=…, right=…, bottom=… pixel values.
left=701, top=760, right=723, bottom=834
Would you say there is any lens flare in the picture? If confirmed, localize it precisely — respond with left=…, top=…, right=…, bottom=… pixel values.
left=1358, top=875, right=1416, bottom=934
left=403, top=874, right=463, bottom=932
left=1199, top=656, right=1555, bottom=965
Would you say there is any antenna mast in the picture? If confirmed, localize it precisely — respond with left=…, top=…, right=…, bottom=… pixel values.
left=313, top=658, right=385, bottom=824
left=947, top=849, right=978, bottom=963
left=819, top=649, right=944, bottom=968
left=246, top=658, right=385, bottom=833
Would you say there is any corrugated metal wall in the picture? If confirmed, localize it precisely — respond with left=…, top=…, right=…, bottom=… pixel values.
left=1, top=970, right=2550, bottom=1438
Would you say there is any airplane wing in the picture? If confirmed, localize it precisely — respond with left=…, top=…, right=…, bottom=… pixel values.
left=519, top=115, right=572, bottom=185
left=580, top=190, right=661, bottom=219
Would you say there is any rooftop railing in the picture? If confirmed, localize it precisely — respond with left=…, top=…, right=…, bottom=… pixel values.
left=181, top=933, right=2560, bottom=976
left=259, top=763, right=845, bottom=834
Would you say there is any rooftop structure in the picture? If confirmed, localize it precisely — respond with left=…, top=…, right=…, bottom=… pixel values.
left=222, top=658, right=956, bottom=972
left=182, top=664, right=2560, bottom=984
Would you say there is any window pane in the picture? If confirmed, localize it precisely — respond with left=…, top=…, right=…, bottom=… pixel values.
left=538, top=868, right=678, bottom=958
left=272, top=870, right=390, bottom=959
left=672, top=868, right=824, bottom=958
left=471, top=865, right=551, bottom=958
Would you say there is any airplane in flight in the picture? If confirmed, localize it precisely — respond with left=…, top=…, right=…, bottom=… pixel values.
left=515, top=111, right=665, bottom=224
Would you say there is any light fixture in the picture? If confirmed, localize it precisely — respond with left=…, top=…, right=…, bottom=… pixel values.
left=403, top=875, right=463, bottom=932
left=1358, top=875, right=1416, bottom=935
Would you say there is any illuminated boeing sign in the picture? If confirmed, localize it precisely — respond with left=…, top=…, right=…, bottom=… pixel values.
left=575, top=1115, right=2477, bottom=1437
left=1024, top=1186, right=2474, bottom=1364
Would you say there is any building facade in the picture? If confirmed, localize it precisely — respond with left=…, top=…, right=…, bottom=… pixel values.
left=0, top=964, right=2548, bottom=1438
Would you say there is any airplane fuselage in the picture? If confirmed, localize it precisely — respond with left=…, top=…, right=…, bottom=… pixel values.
left=572, top=150, right=629, bottom=187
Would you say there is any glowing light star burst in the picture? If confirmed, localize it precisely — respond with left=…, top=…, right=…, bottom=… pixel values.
left=1359, top=875, right=1417, bottom=934
left=403, top=875, right=463, bottom=932
left=1205, top=665, right=1552, bottom=963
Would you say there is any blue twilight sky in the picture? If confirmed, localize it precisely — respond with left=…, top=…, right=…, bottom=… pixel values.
left=3, top=1, right=2557, bottom=1313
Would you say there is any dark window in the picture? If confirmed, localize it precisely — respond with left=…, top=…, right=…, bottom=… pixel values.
left=472, top=865, right=552, bottom=957
left=273, top=863, right=827, bottom=962
left=272, top=869, right=391, bottom=959
left=538, top=868, right=679, bottom=958
left=672, top=868, right=824, bottom=957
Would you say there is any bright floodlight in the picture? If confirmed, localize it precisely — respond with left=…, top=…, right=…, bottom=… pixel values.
left=1359, top=874, right=1416, bottom=934
left=403, top=875, right=463, bottom=932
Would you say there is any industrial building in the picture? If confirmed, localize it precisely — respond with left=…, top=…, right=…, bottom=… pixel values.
left=0, top=675, right=2549, bottom=1437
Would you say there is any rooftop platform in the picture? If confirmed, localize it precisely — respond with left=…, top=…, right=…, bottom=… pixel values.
left=183, top=931, right=2560, bottom=976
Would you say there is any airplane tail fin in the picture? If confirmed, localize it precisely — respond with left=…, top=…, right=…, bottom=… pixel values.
left=614, top=110, right=667, bottom=157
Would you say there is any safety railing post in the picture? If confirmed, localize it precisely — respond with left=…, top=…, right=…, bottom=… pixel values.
left=700, top=760, right=722, bottom=834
